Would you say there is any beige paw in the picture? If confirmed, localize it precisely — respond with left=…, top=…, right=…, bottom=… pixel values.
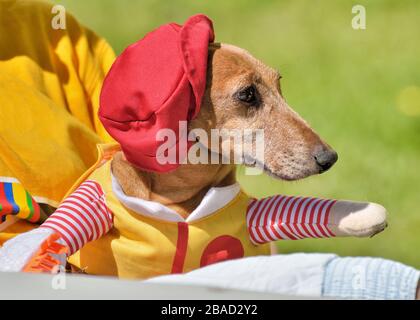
left=329, top=201, right=388, bottom=237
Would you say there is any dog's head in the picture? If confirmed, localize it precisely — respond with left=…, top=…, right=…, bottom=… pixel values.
left=190, top=43, right=338, bottom=180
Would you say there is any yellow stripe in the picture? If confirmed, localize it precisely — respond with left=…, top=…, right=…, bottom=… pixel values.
left=12, top=183, right=31, bottom=220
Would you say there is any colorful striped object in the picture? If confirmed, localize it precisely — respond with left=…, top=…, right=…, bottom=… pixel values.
left=41, top=180, right=113, bottom=255
left=0, top=180, right=41, bottom=224
left=247, top=195, right=336, bottom=244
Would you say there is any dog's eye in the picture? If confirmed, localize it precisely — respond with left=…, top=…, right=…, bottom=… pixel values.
left=237, top=85, right=259, bottom=106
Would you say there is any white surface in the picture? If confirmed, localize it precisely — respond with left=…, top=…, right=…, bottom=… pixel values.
left=147, top=253, right=336, bottom=297
left=0, top=271, right=306, bottom=300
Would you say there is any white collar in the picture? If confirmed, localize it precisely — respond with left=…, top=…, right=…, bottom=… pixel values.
left=111, top=174, right=241, bottom=223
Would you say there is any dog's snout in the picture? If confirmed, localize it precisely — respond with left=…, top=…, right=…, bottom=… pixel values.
left=314, top=149, right=338, bottom=173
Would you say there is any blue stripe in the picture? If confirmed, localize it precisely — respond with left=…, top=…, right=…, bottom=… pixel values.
left=4, top=183, right=19, bottom=215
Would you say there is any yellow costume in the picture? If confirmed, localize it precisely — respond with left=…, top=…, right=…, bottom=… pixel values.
left=0, top=0, right=115, bottom=243
left=67, top=145, right=270, bottom=279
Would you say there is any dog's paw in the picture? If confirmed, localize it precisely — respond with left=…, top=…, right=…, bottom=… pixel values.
left=328, top=201, right=388, bottom=238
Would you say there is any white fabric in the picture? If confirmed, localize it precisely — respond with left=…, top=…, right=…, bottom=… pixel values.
left=146, top=253, right=337, bottom=297
left=111, top=174, right=241, bottom=223
left=0, top=176, right=20, bottom=184
left=0, top=228, right=67, bottom=272
left=186, top=183, right=241, bottom=222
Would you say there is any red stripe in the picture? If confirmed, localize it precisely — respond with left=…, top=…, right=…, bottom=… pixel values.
left=171, top=222, right=189, bottom=274
left=290, top=197, right=307, bottom=238
left=247, top=197, right=265, bottom=243
left=276, top=196, right=298, bottom=240
left=323, top=200, right=336, bottom=237
left=94, top=194, right=113, bottom=226
left=78, top=183, right=100, bottom=196
left=253, top=198, right=272, bottom=243
left=277, top=224, right=297, bottom=241
left=246, top=199, right=257, bottom=226
left=308, top=198, right=323, bottom=238
left=57, top=208, right=90, bottom=242
left=248, top=198, right=264, bottom=227
left=315, top=200, right=330, bottom=238
left=267, top=196, right=282, bottom=226
left=64, top=199, right=100, bottom=239
left=71, top=191, right=107, bottom=233
left=284, top=196, right=298, bottom=224
left=261, top=196, right=278, bottom=241
left=83, top=181, right=102, bottom=195
left=28, top=197, right=40, bottom=223
left=0, top=183, right=13, bottom=214
left=93, top=196, right=113, bottom=232
left=253, top=198, right=270, bottom=243
left=270, top=196, right=296, bottom=240
left=248, top=228, right=260, bottom=244
left=295, top=197, right=315, bottom=238
left=281, top=196, right=300, bottom=239
left=299, top=197, right=318, bottom=238
left=275, top=196, right=297, bottom=240
left=42, top=220, right=75, bottom=253
left=269, top=196, right=289, bottom=240
left=66, top=197, right=102, bottom=238
left=59, top=204, right=96, bottom=241
left=48, top=215, right=85, bottom=249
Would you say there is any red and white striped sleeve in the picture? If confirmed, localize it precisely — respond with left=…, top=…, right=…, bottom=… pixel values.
left=246, top=195, right=336, bottom=244
left=40, top=180, right=113, bottom=255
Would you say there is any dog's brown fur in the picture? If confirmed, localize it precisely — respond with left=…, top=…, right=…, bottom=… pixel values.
left=111, top=43, right=336, bottom=219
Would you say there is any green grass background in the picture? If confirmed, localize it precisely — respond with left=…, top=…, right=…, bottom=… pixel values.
left=54, top=0, right=420, bottom=267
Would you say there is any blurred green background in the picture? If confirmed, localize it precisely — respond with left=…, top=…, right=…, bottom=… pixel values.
left=54, top=0, right=420, bottom=267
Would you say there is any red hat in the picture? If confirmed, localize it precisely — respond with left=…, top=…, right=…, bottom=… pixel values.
left=99, top=15, right=214, bottom=172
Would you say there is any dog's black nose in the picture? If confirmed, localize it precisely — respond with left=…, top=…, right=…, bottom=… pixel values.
left=314, top=149, right=338, bottom=173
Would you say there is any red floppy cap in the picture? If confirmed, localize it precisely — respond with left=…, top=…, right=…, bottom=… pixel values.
left=99, top=14, right=214, bottom=172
